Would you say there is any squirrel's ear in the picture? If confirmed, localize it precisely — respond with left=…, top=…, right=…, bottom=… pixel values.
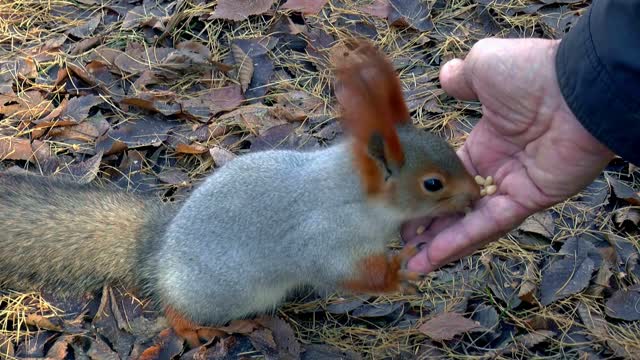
left=366, top=132, right=398, bottom=180
left=334, top=38, right=410, bottom=195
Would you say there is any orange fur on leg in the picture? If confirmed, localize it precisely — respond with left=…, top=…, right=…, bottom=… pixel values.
left=340, top=243, right=424, bottom=294
left=164, top=307, right=225, bottom=348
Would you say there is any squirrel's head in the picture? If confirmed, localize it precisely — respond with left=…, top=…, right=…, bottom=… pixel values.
left=360, top=123, right=481, bottom=219
left=333, top=38, right=480, bottom=219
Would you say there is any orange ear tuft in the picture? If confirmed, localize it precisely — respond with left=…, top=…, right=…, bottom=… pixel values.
left=333, top=39, right=410, bottom=195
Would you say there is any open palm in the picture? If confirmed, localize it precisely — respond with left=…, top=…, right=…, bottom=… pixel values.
left=402, top=38, right=614, bottom=273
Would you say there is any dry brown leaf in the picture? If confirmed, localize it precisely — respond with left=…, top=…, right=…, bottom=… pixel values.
left=179, top=85, right=245, bottom=121
left=25, top=313, right=62, bottom=331
left=67, top=14, right=101, bottom=38
left=518, top=211, right=555, bottom=238
left=388, top=0, right=433, bottom=32
left=0, top=91, right=52, bottom=120
left=16, top=57, right=38, bottom=79
left=231, top=44, right=254, bottom=93
left=0, top=137, right=34, bottom=161
left=122, top=91, right=181, bottom=116
left=255, top=316, right=301, bottom=359
left=418, top=312, right=484, bottom=341
left=175, top=143, right=208, bottom=154
left=138, top=328, right=183, bottom=360
left=359, top=0, right=390, bottom=18
left=217, top=104, right=288, bottom=134
left=271, top=90, right=323, bottom=122
left=209, top=0, right=275, bottom=21
left=213, top=319, right=259, bottom=335
left=157, top=169, right=190, bottom=185
left=210, top=146, right=236, bottom=167
left=281, top=0, right=329, bottom=15
left=587, top=261, right=613, bottom=297
left=516, top=330, right=555, bottom=348
left=518, top=261, right=539, bottom=304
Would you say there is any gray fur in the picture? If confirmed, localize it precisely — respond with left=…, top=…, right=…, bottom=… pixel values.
left=0, top=124, right=474, bottom=327
left=0, top=174, right=175, bottom=293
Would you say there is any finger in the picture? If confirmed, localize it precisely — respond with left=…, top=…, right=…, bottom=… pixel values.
left=439, top=58, right=478, bottom=101
left=407, top=196, right=528, bottom=273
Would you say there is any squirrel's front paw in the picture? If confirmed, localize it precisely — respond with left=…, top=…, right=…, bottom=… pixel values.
left=340, top=242, right=426, bottom=295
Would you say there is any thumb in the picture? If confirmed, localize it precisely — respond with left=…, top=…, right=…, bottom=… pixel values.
left=439, top=58, right=478, bottom=101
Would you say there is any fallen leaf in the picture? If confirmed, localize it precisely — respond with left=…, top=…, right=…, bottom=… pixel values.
left=139, top=328, right=183, bottom=360
left=210, top=146, right=237, bottom=167
left=516, top=330, right=555, bottom=348
left=46, top=335, right=72, bottom=359
left=250, top=122, right=317, bottom=151
left=218, top=104, right=287, bottom=134
left=519, top=211, right=555, bottom=238
left=282, top=0, right=329, bottom=15
left=175, top=143, right=208, bottom=154
left=301, top=344, right=362, bottom=360
left=0, top=137, right=33, bottom=161
left=359, top=0, right=390, bottom=18
left=540, top=237, right=599, bottom=305
left=613, top=207, right=640, bottom=227
left=388, top=0, right=433, bottom=32
left=67, top=14, right=102, bottom=38
left=326, top=298, right=367, bottom=314
left=25, top=313, right=62, bottom=331
left=16, top=57, right=38, bottom=79
left=271, top=90, right=323, bottom=122
left=486, top=258, right=523, bottom=309
left=247, top=328, right=278, bottom=357
left=580, top=177, right=610, bottom=208
left=231, top=44, right=254, bottom=93
left=122, top=91, right=182, bottom=116
left=471, top=304, right=499, bottom=331
left=96, top=115, right=176, bottom=154
left=60, top=95, right=104, bottom=123
left=0, top=90, right=53, bottom=120
left=67, top=36, right=103, bottom=55
left=122, top=4, right=167, bottom=30
left=213, top=319, right=259, bottom=335
left=518, top=261, right=539, bottom=303
left=60, top=151, right=103, bottom=184
left=605, top=290, right=640, bottom=321
left=231, top=37, right=276, bottom=99
left=577, top=301, right=637, bottom=358
left=180, top=85, right=245, bottom=121
left=351, top=302, right=404, bottom=318
left=606, top=174, right=640, bottom=205
left=15, top=331, right=52, bottom=357
left=209, top=0, right=276, bottom=21
left=86, top=335, right=119, bottom=359
left=418, top=312, right=484, bottom=341
left=92, top=286, right=137, bottom=357
left=256, top=316, right=301, bottom=359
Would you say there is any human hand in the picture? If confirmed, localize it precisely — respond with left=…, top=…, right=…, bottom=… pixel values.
left=403, top=38, right=614, bottom=273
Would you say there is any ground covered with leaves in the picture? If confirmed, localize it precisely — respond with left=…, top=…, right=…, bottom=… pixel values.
left=1, top=0, right=639, bottom=359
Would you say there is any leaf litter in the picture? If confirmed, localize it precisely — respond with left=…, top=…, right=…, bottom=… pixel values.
left=1, top=0, right=640, bottom=358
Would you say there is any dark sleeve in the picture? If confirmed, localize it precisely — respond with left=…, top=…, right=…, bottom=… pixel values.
left=555, top=0, right=640, bottom=165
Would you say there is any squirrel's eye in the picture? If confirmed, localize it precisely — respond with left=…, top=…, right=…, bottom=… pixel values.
left=422, top=178, right=443, bottom=192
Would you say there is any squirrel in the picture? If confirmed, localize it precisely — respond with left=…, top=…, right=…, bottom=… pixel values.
left=0, top=39, right=480, bottom=347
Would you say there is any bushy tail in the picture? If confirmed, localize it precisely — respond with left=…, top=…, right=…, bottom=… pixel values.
left=0, top=173, right=175, bottom=294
